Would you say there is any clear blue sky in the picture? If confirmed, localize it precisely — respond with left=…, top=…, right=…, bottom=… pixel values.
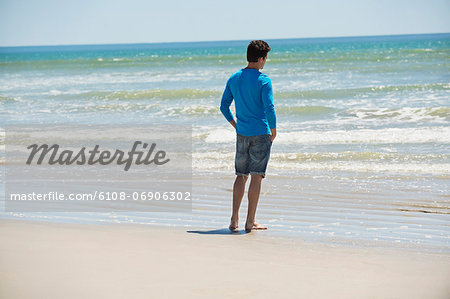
left=0, top=0, right=449, bottom=46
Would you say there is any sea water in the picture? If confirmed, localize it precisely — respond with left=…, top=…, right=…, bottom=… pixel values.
left=1, top=34, right=449, bottom=250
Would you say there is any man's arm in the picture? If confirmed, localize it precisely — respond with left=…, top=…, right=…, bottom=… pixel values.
left=270, top=128, right=276, bottom=142
left=220, top=80, right=235, bottom=125
left=262, top=78, right=277, bottom=142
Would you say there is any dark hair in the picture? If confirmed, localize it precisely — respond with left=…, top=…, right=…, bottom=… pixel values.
left=247, top=40, right=271, bottom=62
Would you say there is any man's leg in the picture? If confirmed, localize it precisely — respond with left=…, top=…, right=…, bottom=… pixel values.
left=230, top=175, right=248, bottom=229
left=245, top=174, right=267, bottom=232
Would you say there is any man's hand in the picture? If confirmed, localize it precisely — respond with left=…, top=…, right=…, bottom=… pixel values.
left=270, top=128, right=277, bottom=142
left=229, top=119, right=237, bottom=129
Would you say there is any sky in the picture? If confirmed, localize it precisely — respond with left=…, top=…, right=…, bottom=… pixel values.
left=0, top=0, right=449, bottom=46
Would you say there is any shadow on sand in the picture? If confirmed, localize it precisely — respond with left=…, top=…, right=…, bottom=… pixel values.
left=186, top=228, right=247, bottom=235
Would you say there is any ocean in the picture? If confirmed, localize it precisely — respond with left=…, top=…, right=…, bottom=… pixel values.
left=1, top=33, right=449, bottom=251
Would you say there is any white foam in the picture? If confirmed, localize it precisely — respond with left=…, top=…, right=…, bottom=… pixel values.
left=203, top=128, right=236, bottom=143
left=342, top=107, right=449, bottom=123
left=0, top=70, right=222, bottom=93
left=201, top=126, right=450, bottom=145
left=192, top=151, right=450, bottom=175
left=270, top=161, right=450, bottom=175
left=276, top=127, right=450, bottom=145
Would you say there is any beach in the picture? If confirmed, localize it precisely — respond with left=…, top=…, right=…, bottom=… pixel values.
left=1, top=219, right=449, bottom=299
left=1, top=34, right=449, bottom=297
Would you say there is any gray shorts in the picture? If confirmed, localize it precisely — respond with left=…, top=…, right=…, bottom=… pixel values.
left=235, top=134, right=272, bottom=178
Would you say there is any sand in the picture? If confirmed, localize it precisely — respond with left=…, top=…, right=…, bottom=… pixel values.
left=0, top=219, right=449, bottom=299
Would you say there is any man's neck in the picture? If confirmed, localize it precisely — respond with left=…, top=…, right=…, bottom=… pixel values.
left=245, top=62, right=260, bottom=70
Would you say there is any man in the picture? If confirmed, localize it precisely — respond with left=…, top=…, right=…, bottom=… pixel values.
left=220, top=40, right=276, bottom=233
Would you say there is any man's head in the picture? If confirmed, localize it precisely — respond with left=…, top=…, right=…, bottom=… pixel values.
left=247, top=40, right=271, bottom=63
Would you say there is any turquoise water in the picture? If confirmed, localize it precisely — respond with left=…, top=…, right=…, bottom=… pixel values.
left=1, top=33, right=449, bottom=250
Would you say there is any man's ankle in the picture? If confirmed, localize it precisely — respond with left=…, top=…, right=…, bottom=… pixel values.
left=245, top=219, right=255, bottom=226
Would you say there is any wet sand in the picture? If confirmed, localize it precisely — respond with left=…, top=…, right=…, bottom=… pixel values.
left=1, top=219, right=449, bottom=299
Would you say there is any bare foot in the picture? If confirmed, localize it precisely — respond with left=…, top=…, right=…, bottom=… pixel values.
left=229, top=217, right=239, bottom=233
left=229, top=226, right=239, bottom=233
left=245, top=222, right=267, bottom=233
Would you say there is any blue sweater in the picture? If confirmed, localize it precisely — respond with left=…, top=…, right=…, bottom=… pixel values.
left=220, top=68, right=276, bottom=136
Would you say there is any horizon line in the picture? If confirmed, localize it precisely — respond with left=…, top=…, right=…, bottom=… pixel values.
left=1, top=31, right=449, bottom=49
